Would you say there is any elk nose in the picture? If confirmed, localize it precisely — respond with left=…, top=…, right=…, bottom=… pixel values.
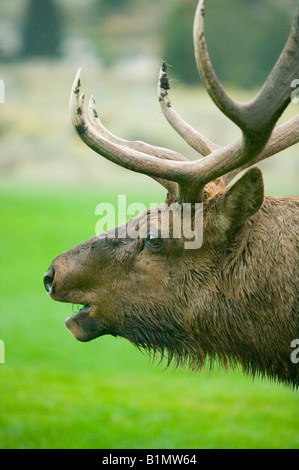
left=43, top=266, right=55, bottom=294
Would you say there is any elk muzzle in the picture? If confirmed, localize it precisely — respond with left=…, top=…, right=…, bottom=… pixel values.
left=43, top=246, right=110, bottom=342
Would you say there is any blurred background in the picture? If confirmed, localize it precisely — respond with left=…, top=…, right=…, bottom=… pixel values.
left=0, top=0, right=298, bottom=449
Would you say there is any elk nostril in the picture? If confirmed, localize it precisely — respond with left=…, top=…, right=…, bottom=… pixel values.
left=43, top=266, right=55, bottom=294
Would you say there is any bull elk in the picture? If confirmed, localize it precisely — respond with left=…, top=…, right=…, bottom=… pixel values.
left=44, top=0, right=299, bottom=388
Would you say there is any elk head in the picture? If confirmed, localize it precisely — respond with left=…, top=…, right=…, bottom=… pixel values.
left=44, top=0, right=299, bottom=387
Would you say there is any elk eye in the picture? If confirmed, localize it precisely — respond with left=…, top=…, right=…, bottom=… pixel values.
left=146, top=235, right=162, bottom=249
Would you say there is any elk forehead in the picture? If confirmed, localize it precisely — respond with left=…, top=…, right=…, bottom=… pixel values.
left=95, top=202, right=203, bottom=243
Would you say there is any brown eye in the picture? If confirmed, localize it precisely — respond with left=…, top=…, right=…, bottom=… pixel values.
left=146, top=235, right=162, bottom=249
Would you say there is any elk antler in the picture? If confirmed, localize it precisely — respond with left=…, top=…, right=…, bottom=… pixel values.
left=87, top=94, right=188, bottom=194
left=192, top=0, right=299, bottom=190
left=158, top=62, right=220, bottom=156
left=70, top=68, right=189, bottom=193
left=222, top=114, right=299, bottom=185
left=70, top=0, right=299, bottom=203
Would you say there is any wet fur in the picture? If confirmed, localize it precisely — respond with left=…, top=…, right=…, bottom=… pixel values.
left=115, top=196, right=299, bottom=388
left=48, top=171, right=299, bottom=388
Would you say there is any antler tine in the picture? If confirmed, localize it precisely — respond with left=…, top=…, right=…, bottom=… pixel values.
left=88, top=67, right=218, bottom=161
left=190, top=0, right=299, bottom=189
left=158, top=62, right=219, bottom=156
left=87, top=95, right=188, bottom=163
left=88, top=95, right=188, bottom=194
left=195, top=0, right=299, bottom=138
left=222, top=114, right=299, bottom=185
left=70, top=69, right=190, bottom=191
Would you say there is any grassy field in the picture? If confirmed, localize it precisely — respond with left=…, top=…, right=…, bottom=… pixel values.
left=0, top=55, right=298, bottom=450
left=0, top=184, right=298, bottom=449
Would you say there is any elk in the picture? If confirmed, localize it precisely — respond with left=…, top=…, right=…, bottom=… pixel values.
left=44, top=0, right=299, bottom=388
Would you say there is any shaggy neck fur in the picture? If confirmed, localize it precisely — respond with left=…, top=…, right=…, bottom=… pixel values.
left=118, top=196, right=299, bottom=388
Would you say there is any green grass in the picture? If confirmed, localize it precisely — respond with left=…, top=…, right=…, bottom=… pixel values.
left=0, top=185, right=298, bottom=449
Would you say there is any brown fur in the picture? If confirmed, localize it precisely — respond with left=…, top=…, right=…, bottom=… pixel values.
left=45, top=169, right=299, bottom=388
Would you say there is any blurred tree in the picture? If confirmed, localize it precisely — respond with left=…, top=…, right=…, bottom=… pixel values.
left=22, top=0, right=62, bottom=58
left=93, top=0, right=133, bottom=17
left=161, top=0, right=198, bottom=85
left=161, top=0, right=292, bottom=87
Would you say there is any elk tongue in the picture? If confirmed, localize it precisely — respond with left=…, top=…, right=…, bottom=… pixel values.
left=65, top=305, right=102, bottom=342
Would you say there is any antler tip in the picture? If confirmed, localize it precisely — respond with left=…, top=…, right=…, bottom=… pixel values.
left=161, top=61, right=167, bottom=73
left=72, top=67, right=83, bottom=96
left=158, top=61, right=170, bottom=100
left=88, top=94, right=99, bottom=121
left=70, top=68, right=85, bottom=127
left=196, top=0, right=206, bottom=14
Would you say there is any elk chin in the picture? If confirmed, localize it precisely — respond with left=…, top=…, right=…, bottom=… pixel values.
left=65, top=305, right=103, bottom=342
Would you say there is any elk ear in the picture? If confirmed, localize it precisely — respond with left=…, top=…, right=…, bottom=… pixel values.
left=221, top=167, right=264, bottom=229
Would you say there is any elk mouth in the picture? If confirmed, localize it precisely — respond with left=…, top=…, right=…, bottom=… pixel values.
left=65, top=304, right=103, bottom=342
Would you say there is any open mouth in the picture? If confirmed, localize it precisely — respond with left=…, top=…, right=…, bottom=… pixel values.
left=72, top=303, right=92, bottom=316
left=64, top=304, right=103, bottom=342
